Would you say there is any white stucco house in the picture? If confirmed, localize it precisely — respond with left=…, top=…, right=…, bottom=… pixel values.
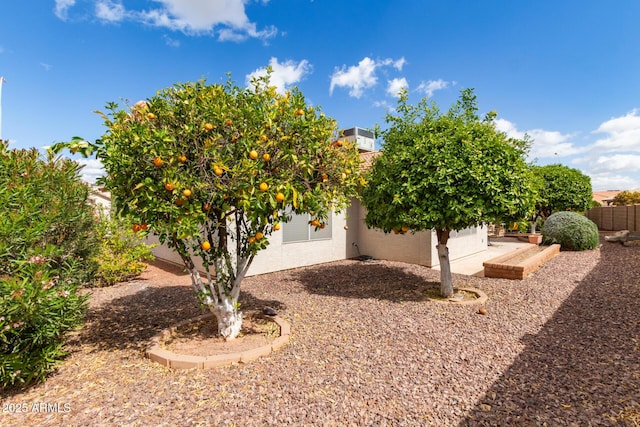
left=148, top=127, right=489, bottom=276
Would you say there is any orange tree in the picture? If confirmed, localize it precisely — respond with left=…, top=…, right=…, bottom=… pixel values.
left=362, top=89, right=535, bottom=297
left=53, top=75, right=362, bottom=339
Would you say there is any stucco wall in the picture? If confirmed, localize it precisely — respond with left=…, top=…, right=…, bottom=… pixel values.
left=148, top=199, right=488, bottom=274
left=148, top=208, right=358, bottom=277
left=246, top=209, right=358, bottom=276
left=353, top=199, right=488, bottom=267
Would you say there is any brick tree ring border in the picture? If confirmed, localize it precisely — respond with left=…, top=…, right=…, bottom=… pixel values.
left=146, top=313, right=291, bottom=369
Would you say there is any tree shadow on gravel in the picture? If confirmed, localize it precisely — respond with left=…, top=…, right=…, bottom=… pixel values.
left=77, top=278, right=286, bottom=353
left=461, top=241, right=640, bottom=425
left=295, top=260, right=438, bottom=302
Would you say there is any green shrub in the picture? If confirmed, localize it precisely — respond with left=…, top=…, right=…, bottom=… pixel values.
left=0, top=143, right=98, bottom=280
left=92, top=210, right=156, bottom=287
left=541, top=211, right=599, bottom=251
left=0, top=142, right=96, bottom=387
left=1, top=257, right=88, bottom=387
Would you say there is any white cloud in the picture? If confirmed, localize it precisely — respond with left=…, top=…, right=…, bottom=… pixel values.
left=77, top=158, right=105, bottom=184
left=496, top=114, right=640, bottom=191
left=373, top=100, right=392, bottom=109
left=139, top=0, right=277, bottom=41
left=585, top=172, right=638, bottom=192
left=591, top=109, right=640, bottom=152
left=494, top=118, right=584, bottom=159
left=246, top=58, right=312, bottom=95
left=330, top=57, right=378, bottom=98
left=393, top=57, right=406, bottom=71
left=386, top=77, right=408, bottom=98
left=54, top=0, right=76, bottom=20
left=163, top=35, right=180, bottom=47
left=330, top=56, right=405, bottom=98
left=590, top=154, right=640, bottom=174
left=416, top=79, right=450, bottom=98
left=40, top=63, right=53, bottom=71
left=55, top=0, right=277, bottom=42
left=96, top=0, right=126, bottom=22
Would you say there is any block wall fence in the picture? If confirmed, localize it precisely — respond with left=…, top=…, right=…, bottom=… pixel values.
left=586, top=204, right=640, bottom=231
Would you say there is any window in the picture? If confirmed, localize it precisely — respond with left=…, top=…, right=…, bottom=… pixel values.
left=282, top=211, right=332, bottom=243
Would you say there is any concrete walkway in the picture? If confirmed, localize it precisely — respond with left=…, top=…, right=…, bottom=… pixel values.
left=433, top=237, right=533, bottom=276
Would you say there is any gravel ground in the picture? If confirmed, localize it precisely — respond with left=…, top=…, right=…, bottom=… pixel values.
left=2, top=237, right=639, bottom=426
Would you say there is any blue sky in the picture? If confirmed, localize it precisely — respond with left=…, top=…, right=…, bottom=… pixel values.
left=1, top=1, right=639, bottom=190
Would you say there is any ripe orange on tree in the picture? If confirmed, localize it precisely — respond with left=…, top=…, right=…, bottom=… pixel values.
left=294, top=109, right=304, bottom=116
left=401, top=225, right=410, bottom=232
left=176, top=199, right=185, bottom=206
left=310, top=218, right=320, bottom=227
left=203, top=203, right=211, bottom=211
left=259, top=134, right=268, bottom=142
left=224, top=119, right=233, bottom=126
left=275, top=192, right=285, bottom=203
left=214, top=167, right=223, bottom=176
left=153, top=157, right=164, bottom=167
left=262, top=153, right=271, bottom=162
left=273, top=223, right=281, bottom=231
left=140, top=223, right=148, bottom=230
left=204, top=123, right=214, bottom=131
left=255, top=232, right=264, bottom=241
left=201, top=241, right=211, bottom=251
left=248, top=236, right=256, bottom=244
left=259, top=182, right=268, bottom=192
left=249, top=150, right=259, bottom=160
left=182, top=189, right=192, bottom=198
left=164, top=182, right=175, bottom=191
left=178, top=155, right=187, bottom=163
left=147, top=112, right=157, bottom=120
left=132, top=224, right=142, bottom=232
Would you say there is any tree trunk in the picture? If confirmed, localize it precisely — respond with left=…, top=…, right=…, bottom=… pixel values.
left=436, top=229, right=454, bottom=298
left=180, top=259, right=244, bottom=340
left=212, top=295, right=243, bottom=340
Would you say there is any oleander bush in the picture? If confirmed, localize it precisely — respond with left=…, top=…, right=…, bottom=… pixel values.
left=0, top=142, right=96, bottom=387
left=541, top=211, right=599, bottom=251
left=92, top=210, right=156, bottom=287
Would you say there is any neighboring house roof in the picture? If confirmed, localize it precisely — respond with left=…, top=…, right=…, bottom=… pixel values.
left=592, top=190, right=621, bottom=206
left=359, top=150, right=380, bottom=171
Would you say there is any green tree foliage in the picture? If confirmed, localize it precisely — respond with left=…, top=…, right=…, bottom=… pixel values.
left=53, top=74, right=362, bottom=339
left=611, top=190, right=640, bottom=206
left=362, top=89, right=535, bottom=297
left=532, top=164, right=594, bottom=220
left=0, top=142, right=93, bottom=387
left=541, top=211, right=599, bottom=251
left=92, top=210, right=156, bottom=287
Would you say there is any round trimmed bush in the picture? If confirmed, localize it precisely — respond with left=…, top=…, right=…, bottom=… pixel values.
left=541, top=211, right=599, bottom=251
